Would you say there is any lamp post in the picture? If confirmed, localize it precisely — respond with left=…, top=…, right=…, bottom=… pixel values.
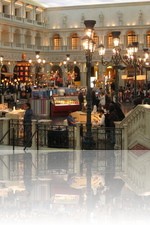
left=98, top=31, right=125, bottom=103
left=142, top=49, right=149, bottom=96
left=0, top=56, right=4, bottom=103
left=145, top=63, right=150, bottom=96
left=0, top=56, right=4, bottom=84
left=29, top=51, right=46, bottom=86
left=125, top=42, right=139, bottom=98
left=63, top=54, right=77, bottom=86
left=98, top=34, right=149, bottom=102
left=82, top=20, right=96, bottom=218
left=82, top=20, right=96, bottom=150
left=124, top=43, right=149, bottom=98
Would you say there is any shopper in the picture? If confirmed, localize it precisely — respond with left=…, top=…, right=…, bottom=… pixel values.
left=106, top=104, right=119, bottom=146
left=93, top=109, right=105, bottom=127
left=67, top=112, right=76, bottom=126
left=24, top=102, right=33, bottom=147
left=78, top=90, right=84, bottom=111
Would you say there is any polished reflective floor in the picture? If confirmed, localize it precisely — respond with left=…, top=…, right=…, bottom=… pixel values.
left=0, top=148, right=149, bottom=225
left=0, top=102, right=148, bottom=225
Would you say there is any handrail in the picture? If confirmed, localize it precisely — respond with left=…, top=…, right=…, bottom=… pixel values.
left=115, top=104, right=150, bottom=149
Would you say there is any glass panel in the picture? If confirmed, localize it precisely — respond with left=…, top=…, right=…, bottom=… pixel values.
left=107, top=33, right=113, bottom=49
left=146, top=31, right=150, bottom=48
left=53, top=34, right=61, bottom=50
left=71, top=33, right=79, bottom=50
left=127, top=31, right=138, bottom=45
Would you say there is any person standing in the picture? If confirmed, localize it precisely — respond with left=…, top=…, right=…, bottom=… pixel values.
left=24, top=103, right=33, bottom=147
left=78, top=90, right=84, bottom=111
left=67, top=112, right=76, bottom=126
left=92, top=109, right=105, bottom=127
left=105, top=104, right=119, bottom=146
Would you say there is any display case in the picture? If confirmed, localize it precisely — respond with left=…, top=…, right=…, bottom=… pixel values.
left=51, top=95, right=80, bottom=117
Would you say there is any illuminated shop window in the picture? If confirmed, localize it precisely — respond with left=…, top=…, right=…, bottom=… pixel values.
left=53, top=34, right=61, bottom=50
left=146, top=31, right=150, bottom=48
left=71, top=33, right=79, bottom=50
left=127, top=31, right=138, bottom=45
left=107, top=32, right=113, bottom=49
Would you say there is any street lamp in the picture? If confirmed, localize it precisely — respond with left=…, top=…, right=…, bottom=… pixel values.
left=82, top=20, right=96, bottom=150
left=126, top=42, right=139, bottom=98
left=82, top=20, right=96, bottom=218
left=124, top=43, right=149, bottom=98
left=29, top=52, right=46, bottom=86
left=98, top=31, right=126, bottom=103
left=0, top=56, right=4, bottom=103
left=145, top=62, right=150, bottom=95
left=63, top=54, right=78, bottom=86
left=0, top=56, right=4, bottom=84
left=98, top=33, right=149, bottom=101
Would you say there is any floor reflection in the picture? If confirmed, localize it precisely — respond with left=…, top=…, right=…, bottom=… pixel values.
left=0, top=149, right=149, bottom=225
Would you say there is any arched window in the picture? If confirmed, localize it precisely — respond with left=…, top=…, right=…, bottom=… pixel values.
left=146, top=31, right=150, bottom=48
left=53, top=34, right=61, bottom=50
left=127, top=31, right=138, bottom=45
left=107, top=32, right=113, bottom=49
left=71, top=33, right=79, bottom=50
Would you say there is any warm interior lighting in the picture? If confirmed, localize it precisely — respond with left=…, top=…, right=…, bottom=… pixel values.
left=98, top=44, right=105, bottom=56
left=35, top=51, right=40, bottom=59
left=0, top=56, right=4, bottom=63
left=82, top=36, right=96, bottom=53
left=136, top=75, right=146, bottom=80
left=127, top=42, right=139, bottom=56
left=42, top=59, right=46, bottom=64
left=29, top=59, right=32, bottom=64
left=112, top=31, right=121, bottom=47
left=143, top=48, right=149, bottom=60
left=66, top=54, right=70, bottom=61
left=132, top=42, right=139, bottom=53
left=26, top=4, right=33, bottom=9
left=37, top=58, right=41, bottom=63
left=15, top=1, right=23, bottom=6
left=84, top=20, right=96, bottom=37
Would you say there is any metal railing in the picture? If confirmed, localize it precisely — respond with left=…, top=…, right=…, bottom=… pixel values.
left=2, top=120, right=76, bottom=150
left=0, top=119, right=123, bottom=151
left=81, top=126, right=123, bottom=150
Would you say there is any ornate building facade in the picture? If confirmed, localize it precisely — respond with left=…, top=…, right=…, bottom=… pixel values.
left=0, top=0, right=150, bottom=86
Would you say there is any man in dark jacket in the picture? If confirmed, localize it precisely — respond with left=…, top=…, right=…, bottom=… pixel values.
left=24, top=103, right=33, bottom=147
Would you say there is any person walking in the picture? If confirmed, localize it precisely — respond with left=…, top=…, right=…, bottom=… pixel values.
left=23, top=102, right=33, bottom=147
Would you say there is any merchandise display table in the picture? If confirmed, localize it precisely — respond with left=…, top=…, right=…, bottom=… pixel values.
left=71, top=111, right=100, bottom=124
left=5, top=109, right=25, bottom=119
left=51, top=95, right=80, bottom=117
left=0, top=103, right=10, bottom=116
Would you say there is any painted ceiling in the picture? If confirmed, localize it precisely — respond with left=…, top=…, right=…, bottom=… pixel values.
left=31, top=0, right=149, bottom=8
